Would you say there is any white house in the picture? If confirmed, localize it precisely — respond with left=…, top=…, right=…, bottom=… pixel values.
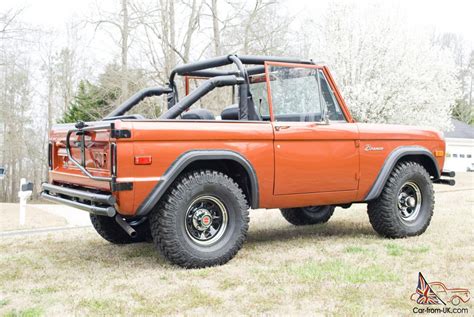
left=443, top=119, right=474, bottom=172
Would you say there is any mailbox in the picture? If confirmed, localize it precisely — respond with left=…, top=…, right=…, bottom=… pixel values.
left=21, top=182, right=34, bottom=192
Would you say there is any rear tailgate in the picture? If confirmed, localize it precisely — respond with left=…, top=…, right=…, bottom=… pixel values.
left=45, top=121, right=137, bottom=215
left=49, top=122, right=116, bottom=191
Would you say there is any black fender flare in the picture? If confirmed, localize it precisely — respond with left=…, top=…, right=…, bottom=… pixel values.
left=135, top=150, right=259, bottom=216
left=364, top=146, right=440, bottom=201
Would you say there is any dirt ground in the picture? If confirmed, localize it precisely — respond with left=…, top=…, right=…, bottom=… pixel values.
left=0, top=173, right=472, bottom=316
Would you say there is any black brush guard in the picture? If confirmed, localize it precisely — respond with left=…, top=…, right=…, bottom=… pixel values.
left=434, top=170, right=456, bottom=186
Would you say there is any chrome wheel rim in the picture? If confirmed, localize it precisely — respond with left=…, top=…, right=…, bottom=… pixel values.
left=397, top=181, right=422, bottom=222
left=185, top=195, right=228, bottom=245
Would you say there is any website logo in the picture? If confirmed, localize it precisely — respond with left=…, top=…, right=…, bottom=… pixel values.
left=410, top=272, right=470, bottom=314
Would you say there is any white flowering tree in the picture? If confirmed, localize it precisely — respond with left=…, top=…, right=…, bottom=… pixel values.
left=307, top=2, right=460, bottom=131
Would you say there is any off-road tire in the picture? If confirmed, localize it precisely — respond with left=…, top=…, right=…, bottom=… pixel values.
left=90, top=214, right=151, bottom=244
left=280, top=205, right=335, bottom=226
left=149, top=170, right=249, bottom=268
left=367, top=161, right=434, bottom=238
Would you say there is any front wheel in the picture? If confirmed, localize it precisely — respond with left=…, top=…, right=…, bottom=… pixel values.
left=367, top=161, right=434, bottom=238
left=280, top=205, right=335, bottom=226
left=149, top=170, right=249, bottom=268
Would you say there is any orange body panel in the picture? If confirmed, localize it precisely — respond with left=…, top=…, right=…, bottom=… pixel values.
left=117, top=120, right=275, bottom=215
left=272, top=122, right=359, bottom=194
left=48, top=119, right=445, bottom=216
left=355, top=123, right=445, bottom=201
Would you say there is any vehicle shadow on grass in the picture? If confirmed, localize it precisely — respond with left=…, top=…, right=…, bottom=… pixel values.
left=246, top=220, right=377, bottom=246
left=58, top=220, right=377, bottom=268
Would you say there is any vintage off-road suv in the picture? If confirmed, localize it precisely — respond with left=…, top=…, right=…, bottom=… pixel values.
left=42, top=55, right=455, bottom=268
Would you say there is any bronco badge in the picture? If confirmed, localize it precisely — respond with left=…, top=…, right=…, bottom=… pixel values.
left=364, top=144, right=384, bottom=152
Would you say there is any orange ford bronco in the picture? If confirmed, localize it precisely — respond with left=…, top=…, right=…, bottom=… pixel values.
left=42, top=55, right=455, bottom=268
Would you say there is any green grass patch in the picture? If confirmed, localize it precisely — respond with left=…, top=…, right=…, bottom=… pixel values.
left=0, top=298, right=9, bottom=307
left=0, top=269, right=22, bottom=283
left=31, top=287, right=58, bottom=295
left=190, top=268, right=212, bottom=278
left=407, top=246, right=430, bottom=253
left=386, top=243, right=404, bottom=256
left=185, top=287, right=223, bottom=308
left=123, top=245, right=156, bottom=259
left=334, top=288, right=365, bottom=315
left=78, top=299, right=121, bottom=315
left=344, top=246, right=369, bottom=254
left=4, top=307, right=44, bottom=317
left=289, top=260, right=399, bottom=284
left=134, top=286, right=224, bottom=315
left=219, top=278, right=242, bottom=290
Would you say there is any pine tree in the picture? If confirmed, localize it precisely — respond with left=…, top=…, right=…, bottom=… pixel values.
left=60, top=80, right=119, bottom=123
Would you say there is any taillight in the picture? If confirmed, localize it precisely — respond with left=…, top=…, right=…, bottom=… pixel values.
left=48, top=143, right=52, bottom=169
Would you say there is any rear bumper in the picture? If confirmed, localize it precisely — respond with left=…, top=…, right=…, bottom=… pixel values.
left=41, top=183, right=116, bottom=217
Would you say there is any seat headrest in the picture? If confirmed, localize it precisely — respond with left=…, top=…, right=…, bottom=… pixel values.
left=181, top=109, right=215, bottom=120
left=221, top=104, right=239, bottom=120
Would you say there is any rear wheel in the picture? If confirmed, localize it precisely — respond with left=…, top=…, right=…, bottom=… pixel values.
left=367, top=161, right=434, bottom=238
left=149, top=170, right=249, bottom=268
left=90, top=214, right=151, bottom=244
left=280, top=205, right=335, bottom=226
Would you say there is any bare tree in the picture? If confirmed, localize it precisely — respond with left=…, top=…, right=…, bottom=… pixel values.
left=89, top=0, right=142, bottom=100
left=210, top=0, right=221, bottom=56
left=220, top=0, right=291, bottom=55
left=0, top=54, right=33, bottom=201
left=134, top=0, right=203, bottom=83
left=55, top=48, right=76, bottom=113
left=0, top=8, right=25, bottom=40
left=120, top=0, right=129, bottom=98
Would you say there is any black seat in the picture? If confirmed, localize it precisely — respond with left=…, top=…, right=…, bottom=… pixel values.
left=181, top=109, right=215, bottom=120
left=221, top=104, right=239, bottom=120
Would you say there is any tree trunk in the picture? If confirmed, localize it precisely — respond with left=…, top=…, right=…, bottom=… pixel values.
left=183, top=0, right=199, bottom=62
left=121, top=0, right=129, bottom=100
left=169, top=0, right=176, bottom=68
left=211, top=0, right=221, bottom=56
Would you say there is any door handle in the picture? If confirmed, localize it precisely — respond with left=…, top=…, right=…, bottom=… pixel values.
left=275, top=125, right=290, bottom=131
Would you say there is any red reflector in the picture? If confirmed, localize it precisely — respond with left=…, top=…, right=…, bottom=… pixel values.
left=134, top=156, right=152, bottom=165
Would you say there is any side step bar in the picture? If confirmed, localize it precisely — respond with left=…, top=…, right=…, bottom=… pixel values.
left=41, top=192, right=116, bottom=217
left=434, top=170, right=456, bottom=186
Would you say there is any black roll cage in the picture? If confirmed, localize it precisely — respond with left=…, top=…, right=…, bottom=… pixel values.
left=64, top=55, right=314, bottom=188
left=104, top=54, right=314, bottom=120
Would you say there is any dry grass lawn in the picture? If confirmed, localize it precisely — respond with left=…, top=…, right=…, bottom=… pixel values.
left=0, top=204, right=67, bottom=232
left=0, top=173, right=473, bottom=316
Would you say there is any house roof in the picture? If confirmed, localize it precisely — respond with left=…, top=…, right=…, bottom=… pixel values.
left=444, top=119, right=474, bottom=139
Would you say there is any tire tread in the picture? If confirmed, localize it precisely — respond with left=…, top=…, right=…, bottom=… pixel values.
left=149, top=170, right=249, bottom=268
left=367, top=161, right=434, bottom=238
